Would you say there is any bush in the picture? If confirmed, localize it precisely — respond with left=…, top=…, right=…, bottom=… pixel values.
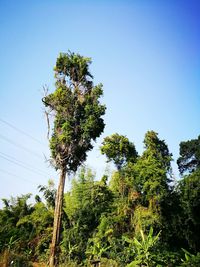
left=180, top=250, right=200, bottom=267
left=100, top=257, right=119, bottom=267
left=0, top=250, right=32, bottom=267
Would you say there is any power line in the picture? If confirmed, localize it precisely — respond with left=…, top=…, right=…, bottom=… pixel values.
left=0, top=117, right=46, bottom=146
left=0, top=154, right=49, bottom=178
left=0, top=151, right=51, bottom=177
left=0, top=133, right=43, bottom=159
left=0, top=168, right=37, bottom=185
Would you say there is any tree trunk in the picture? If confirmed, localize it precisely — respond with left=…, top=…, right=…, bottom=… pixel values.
left=49, top=168, right=66, bottom=267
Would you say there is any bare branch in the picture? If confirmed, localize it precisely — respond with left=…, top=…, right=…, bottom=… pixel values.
left=45, top=110, right=50, bottom=140
left=42, top=85, right=51, bottom=140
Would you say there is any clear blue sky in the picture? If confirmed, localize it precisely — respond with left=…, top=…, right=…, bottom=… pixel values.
left=0, top=0, right=200, bottom=204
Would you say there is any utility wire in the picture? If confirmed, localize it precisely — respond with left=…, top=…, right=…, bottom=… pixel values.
left=0, top=168, right=37, bottom=185
left=0, top=151, right=51, bottom=177
left=0, top=134, right=43, bottom=159
left=0, top=117, right=46, bottom=146
left=0, top=154, right=48, bottom=178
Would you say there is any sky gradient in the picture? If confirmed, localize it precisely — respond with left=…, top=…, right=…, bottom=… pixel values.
left=0, top=0, right=200, bottom=204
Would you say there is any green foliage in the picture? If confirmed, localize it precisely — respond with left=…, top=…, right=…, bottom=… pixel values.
left=64, top=168, right=113, bottom=225
left=156, top=132, right=200, bottom=254
left=0, top=182, right=55, bottom=264
left=132, top=205, right=160, bottom=235
left=178, top=169, right=200, bottom=251
left=132, top=131, right=172, bottom=210
left=180, top=249, right=200, bottom=266
left=153, top=250, right=182, bottom=267
left=0, top=250, right=32, bottom=267
left=179, top=170, right=200, bottom=224
left=101, top=133, right=138, bottom=170
left=177, top=135, right=200, bottom=175
left=61, top=168, right=114, bottom=263
left=43, top=52, right=106, bottom=265
left=16, top=201, right=53, bottom=260
left=1, top=132, right=200, bottom=266
left=38, top=179, right=56, bottom=208
left=86, top=215, right=113, bottom=261
left=43, top=51, right=106, bottom=172
left=55, top=52, right=93, bottom=86
left=125, top=227, right=161, bottom=267
left=0, top=194, right=33, bottom=254
left=100, top=257, right=119, bottom=267
left=143, top=131, right=172, bottom=172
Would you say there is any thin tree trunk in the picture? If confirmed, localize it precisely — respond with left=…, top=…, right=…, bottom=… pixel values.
left=49, top=168, right=66, bottom=267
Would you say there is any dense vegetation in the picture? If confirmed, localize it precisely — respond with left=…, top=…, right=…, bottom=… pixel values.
left=0, top=132, right=200, bottom=266
left=1, top=53, right=199, bottom=266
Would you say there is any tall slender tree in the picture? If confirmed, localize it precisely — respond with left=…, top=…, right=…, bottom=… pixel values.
left=131, top=131, right=173, bottom=212
left=42, top=51, right=106, bottom=266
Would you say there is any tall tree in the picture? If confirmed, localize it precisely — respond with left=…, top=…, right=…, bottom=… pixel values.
left=176, top=135, right=200, bottom=251
left=177, top=135, right=200, bottom=175
left=129, top=131, right=173, bottom=231
left=178, top=169, right=200, bottom=251
left=42, top=51, right=106, bottom=266
left=130, top=131, right=172, bottom=199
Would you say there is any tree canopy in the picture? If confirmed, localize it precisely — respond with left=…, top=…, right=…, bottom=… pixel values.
left=100, top=133, right=138, bottom=170
left=43, top=51, right=106, bottom=172
left=177, top=135, right=200, bottom=175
